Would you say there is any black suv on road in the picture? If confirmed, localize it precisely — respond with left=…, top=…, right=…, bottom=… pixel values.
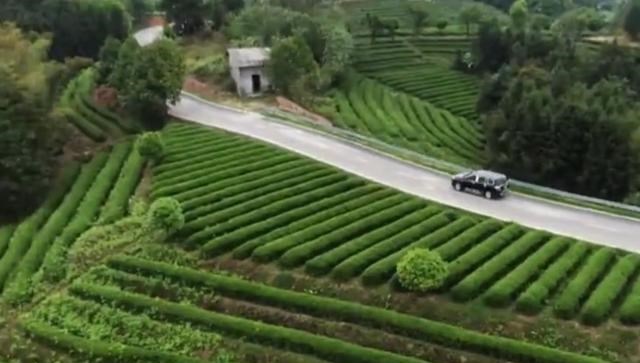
left=451, top=170, right=509, bottom=199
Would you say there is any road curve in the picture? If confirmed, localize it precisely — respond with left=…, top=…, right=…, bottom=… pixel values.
left=169, top=94, right=640, bottom=253
left=134, top=27, right=640, bottom=253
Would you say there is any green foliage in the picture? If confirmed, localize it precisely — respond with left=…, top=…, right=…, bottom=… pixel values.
left=43, top=0, right=131, bottom=60
left=268, top=36, right=318, bottom=97
left=509, top=0, right=529, bottom=31
left=105, top=256, right=611, bottom=363
left=136, top=132, right=166, bottom=162
left=396, top=248, right=448, bottom=292
left=111, top=38, right=185, bottom=129
left=624, top=0, right=640, bottom=40
left=407, top=2, right=429, bottom=36
left=148, top=197, right=185, bottom=236
left=97, top=37, right=123, bottom=85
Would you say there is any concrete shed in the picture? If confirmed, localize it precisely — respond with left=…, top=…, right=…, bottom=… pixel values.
left=227, top=47, right=271, bottom=97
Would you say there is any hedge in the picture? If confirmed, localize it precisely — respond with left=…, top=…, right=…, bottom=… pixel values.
left=185, top=173, right=348, bottom=246
left=443, top=224, right=523, bottom=288
left=41, top=144, right=130, bottom=282
left=515, top=243, right=591, bottom=315
left=552, top=247, right=616, bottom=319
left=181, top=164, right=325, bottom=222
left=0, top=226, right=15, bottom=259
left=0, top=162, right=82, bottom=291
left=231, top=186, right=387, bottom=260
left=580, top=254, right=640, bottom=325
left=201, top=185, right=373, bottom=257
left=328, top=210, right=452, bottom=281
left=153, top=143, right=276, bottom=187
left=153, top=140, right=269, bottom=177
left=482, top=237, right=571, bottom=308
left=304, top=205, right=441, bottom=277
left=70, top=283, right=429, bottom=363
left=435, top=220, right=503, bottom=261
left=108, top=256, right=608, bottom=363
left=60, top=107, right=107, bottom=142
left=278, top=199, right=426, bottom=268
left=450, top=231, right=550, bottom=302
left=99, top=147, right=146, bottom=224
left=619, top=273, right=640, bottom=324
left=155, top=152, right=295, bottom=198
left=360, top=217, right=474, bottom=286
left=170, top=156, right=302, bottom=202
left=21, top=320, right=206, bottom=363
left=251, top=193, right=406, bottom=263
left=195, top=176, right=361, bottom=250
left=3, top=154, right=117, bottom=304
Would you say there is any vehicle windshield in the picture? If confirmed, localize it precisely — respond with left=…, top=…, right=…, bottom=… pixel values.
left=495, top=177, right=507, bottom=185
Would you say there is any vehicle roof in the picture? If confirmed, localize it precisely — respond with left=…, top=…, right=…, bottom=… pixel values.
left=473, top=170, right=508, bottom=179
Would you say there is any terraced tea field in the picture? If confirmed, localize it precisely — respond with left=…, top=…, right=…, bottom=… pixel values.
left=0, top=140, right=144, bottom=305
left=153, top=123, right=640, bottom=328
left=332, top=77, right=485, bottom=165
left=19, top=255, right=614, bottom=363
left=352, top=35, right=480, bottom=121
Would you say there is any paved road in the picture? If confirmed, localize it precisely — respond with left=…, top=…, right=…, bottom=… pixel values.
left=134, top=27, right=640, bottom=253
left=169, top=94, right=640, bottom=253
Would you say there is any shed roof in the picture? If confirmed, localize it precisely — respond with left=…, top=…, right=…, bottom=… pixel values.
left=227, top=47, right=270, bottom=68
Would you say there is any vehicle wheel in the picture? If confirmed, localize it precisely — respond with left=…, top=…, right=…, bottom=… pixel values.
left=484, top=190, right=493, bottom=199
left=454, top=182, right=462, bottom=191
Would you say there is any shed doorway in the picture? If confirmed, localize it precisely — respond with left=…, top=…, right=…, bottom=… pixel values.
left=252, top=74, right=261, bottom=93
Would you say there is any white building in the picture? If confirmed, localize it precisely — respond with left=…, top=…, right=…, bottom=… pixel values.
left=227, top=47, right=271, bottom=97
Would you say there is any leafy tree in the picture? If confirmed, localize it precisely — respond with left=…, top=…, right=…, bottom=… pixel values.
left=267, top=35, right=317, bottom=96
left=509, top=0, right=529, bottom=32
left=110, top=38, right=185, bottom=129
left=396, top=249, right=448, bottom=292
left=97, top=37, right=122, bottom=85
left=42, top=0, right=131, bottom=60
left=436, top=20, right=448, bottom=34
left=136, top=132, right=166, bottom=162
left=147, top=197, right=184, bottom=236
left=624, top=0, right=640, bottom=40
left=459, top=4, right=485, bottom=36
left=473, top=18, right=510, bottom=72
left=408, top=2, right=429, bottom=36
left=161, top=0, right=213, bottom=35
left=0, top=24, right=64, bottom=221
left=320, top=24, right=354, bottom=85
left=552, top=7, right=605, bottom=38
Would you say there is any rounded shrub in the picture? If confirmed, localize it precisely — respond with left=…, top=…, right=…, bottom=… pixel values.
left=147, top=197, right=184, bottom=236
left=396, top=248, right=448, bottom=292
left=136, top=132, right=165, bottom=162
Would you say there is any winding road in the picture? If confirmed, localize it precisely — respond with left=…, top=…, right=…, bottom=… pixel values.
left=136, top=27, right=640, bottom=253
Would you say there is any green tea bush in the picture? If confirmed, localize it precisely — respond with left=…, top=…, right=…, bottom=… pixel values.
left=396, top=248, right=448, bottom=292
left=136, top=132, right=166, bottom=162
left=515, top=243, right=590, bottom=315
left=148, top=197, right=185, bottom=236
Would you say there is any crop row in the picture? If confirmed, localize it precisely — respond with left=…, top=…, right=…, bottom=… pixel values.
left=2, top=152, right=115, bottom=304
left=153, top=150, right=295, bottom=198
left=40, top=143, right=132, bottom=282
left=189, top=175, right=359, bottom=244
left=106, top=256, right=608, bottom=363
left=304, top=205, right=443, bottom=277
left=182, top=163, right=327, bottom=224
left=553, top=248, right=617, bottom=319
left=184, top=173, right=350, bottom=246
left=483, top=237, right=572, bottom=307
left=278, top=199, right=427, bottom=268
left=0, top=162, right=82, bottom=293
left=230, top=186, right=390, bottom=260
left=249, top=193, right=408, bottom=263
left=200, top=185, right=377, bottom=257
left=450, top=231, right=550, bottom=301
left=99, top=145, right=146, bottom=224
left=360, top=217, right=476, bottom=286
left=59, top=78, right=106, bottom=142
left=70, top=282, right=428, bottom=363
left=514, top=243, right=591, bottom=314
